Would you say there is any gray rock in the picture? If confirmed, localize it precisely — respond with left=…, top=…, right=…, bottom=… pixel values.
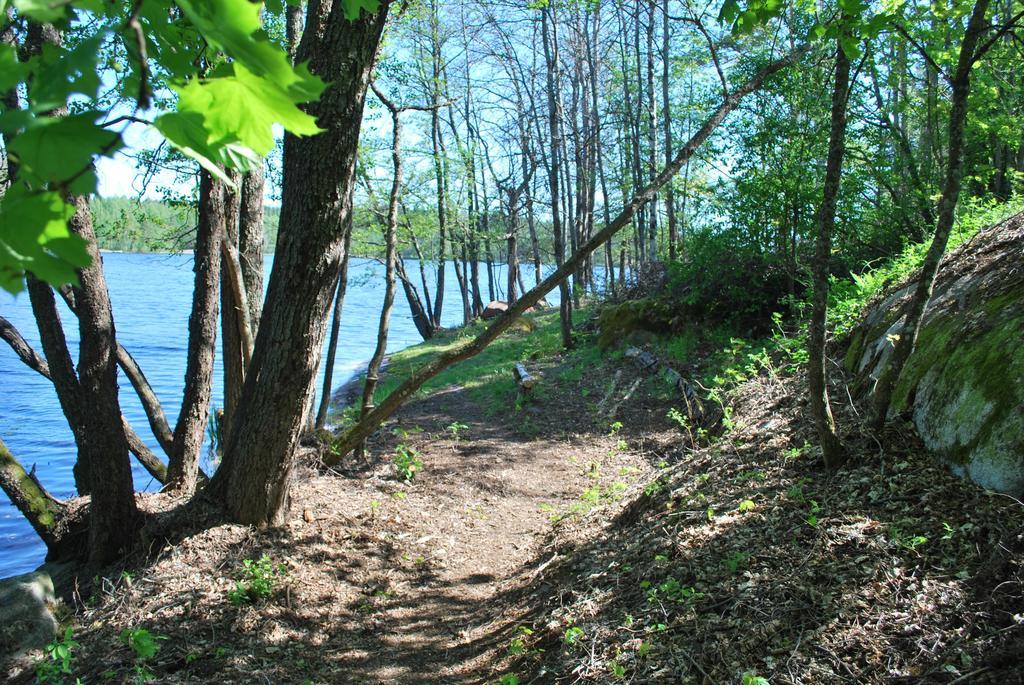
left=0, top=569, right=59, bottom=664
left=846, top=212, right=1024, bottom=495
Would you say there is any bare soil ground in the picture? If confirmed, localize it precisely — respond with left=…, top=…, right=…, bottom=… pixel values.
left=47, top=351, right=666, bottom=684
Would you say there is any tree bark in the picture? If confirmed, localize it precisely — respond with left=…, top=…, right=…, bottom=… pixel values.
left=221, top=173, right=244, bottom=438
left=0, top=437, right=73, bottom=558
left=359, top=85, right=404, bottom=444
left=168, top=171, right=224, bottom=494
left=66, top=197, right=139, bottom=565
left=208, top=1, right=391, bottom=526
left=808, top=30, right=852, bottom=470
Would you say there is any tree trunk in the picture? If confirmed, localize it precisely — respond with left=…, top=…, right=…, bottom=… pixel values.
left=808, top=30, right=851, bottom=470
left=359, top=88, right=404, bottom=445
left=168, top=171, right=224, bottom=494
left=661, top=0, right=677, bottom=262
left=542, top=6, right=573, bottom=349
left=65, top=197, right=139, bottom=565
left=221, top=173, right=244, bottom=438
left=208, top=2, right=391, bottom=526
left=871, top=0, right=991, bottom=432
left=0, top=437, right=80, bottom=560
left=315, top=228, right=353, bottom=431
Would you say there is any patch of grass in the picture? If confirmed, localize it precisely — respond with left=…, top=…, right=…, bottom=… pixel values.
left=370, top=309, right=576, bottom=413
left=227, top=555, right=287, bottom=606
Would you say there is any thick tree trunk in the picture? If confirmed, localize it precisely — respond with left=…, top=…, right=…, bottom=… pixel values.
left=65, top=197, right=138, bottom=565
left=208, top=2, right=391, bottom=526
left=168, top=171, right=224, bottom=494
left=871, top=0, right=990, bottom=432
left=239, top=167, right=266, bottom=329
left=326, top=45, right=806, bottom=460
left=808, top=32, right=851, bottom=470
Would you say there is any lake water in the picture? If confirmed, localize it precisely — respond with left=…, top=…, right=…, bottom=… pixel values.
left=0, top=252, right=562, bottom=578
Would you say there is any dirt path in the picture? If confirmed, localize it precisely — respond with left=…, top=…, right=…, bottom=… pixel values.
left=65, top=361, right=662, bottom=685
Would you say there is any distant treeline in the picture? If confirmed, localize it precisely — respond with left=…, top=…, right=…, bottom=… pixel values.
left=92, top=196, right=555, bottom=262
left=91, top=197, right=281, bottom=253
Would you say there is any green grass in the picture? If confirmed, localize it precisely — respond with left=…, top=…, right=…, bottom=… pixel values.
left=368, top=308, right=578, bottom=414
left=829, top=195, right=1022, bottom=338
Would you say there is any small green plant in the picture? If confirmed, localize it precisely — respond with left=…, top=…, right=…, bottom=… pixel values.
left=393, top=443, right=423, bottom=481
left=723, top=551, right=750, bottom=574
left=227, top=554, right=287, bottom=605
left=609, top=659, right=626, bottom=678
left=507, top=637, right=526, bottom=656
left=644, top=577, right=704, bottom=605
left=120, top=628, right=166, bottom=684
left=738, top=499, right=756, bottom=513
left=563, top=625, right=585, bottom=646
left=889, top=526, right=928, bottom=552
left=643, top=478, right=664, bottom=497
left=784, top=441, right=811, bottom=462
left=446, top=421, right=469, bottom=440
left=120, top=629, right=164, bottom=661
left=742, top=672, right=770, bottom=685
left=497, top=675, right=519, bottom=685
left=805, top=500, right=821, bottom=527
left=36, top=627, right=80, bottom=684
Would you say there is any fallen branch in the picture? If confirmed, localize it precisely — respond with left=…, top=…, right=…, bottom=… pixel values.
left=513, top=362, right=538, bottom=391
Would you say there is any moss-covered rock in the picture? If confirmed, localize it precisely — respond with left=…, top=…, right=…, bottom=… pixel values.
left=597, top=298, right=676, bottom=349
left=846, top=212, right=1024, bottom=495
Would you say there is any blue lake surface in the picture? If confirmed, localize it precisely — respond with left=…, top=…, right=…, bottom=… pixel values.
left=0, top=252, right=561, bottom=578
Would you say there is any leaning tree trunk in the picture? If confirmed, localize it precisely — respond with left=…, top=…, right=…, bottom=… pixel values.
left=208, top=2, right=392, bottom=526
left=168, top=171, right=224, bottom=494
left=325, top=44, right=808, bottom=461
left=871, top=0, right=991, bottom=432
left=808, top=28, right=852, bottom=470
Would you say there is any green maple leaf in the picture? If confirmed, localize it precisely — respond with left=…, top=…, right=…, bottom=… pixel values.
left=151, top=110, right=261, bottom=185
left=12, top=0, right=69, bottom=22
left=0, top=188, right=89, bottom=293
left=8, top=112, right=123, bottom=191
left=175, top=0, right=326, bottom=99
left=176, top=64, right=322, bottom=157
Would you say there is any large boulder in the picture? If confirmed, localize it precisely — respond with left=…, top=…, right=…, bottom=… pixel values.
left=846, top=212, right=1024, bottom=495
left=0, top=569, right=59, bottom=666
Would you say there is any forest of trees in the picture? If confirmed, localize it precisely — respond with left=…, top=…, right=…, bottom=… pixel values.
left=0, top=0, right=1021, bottom=573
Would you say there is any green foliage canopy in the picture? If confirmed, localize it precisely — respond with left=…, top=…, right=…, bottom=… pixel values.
left=0, top=0, right=378, bottom=294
